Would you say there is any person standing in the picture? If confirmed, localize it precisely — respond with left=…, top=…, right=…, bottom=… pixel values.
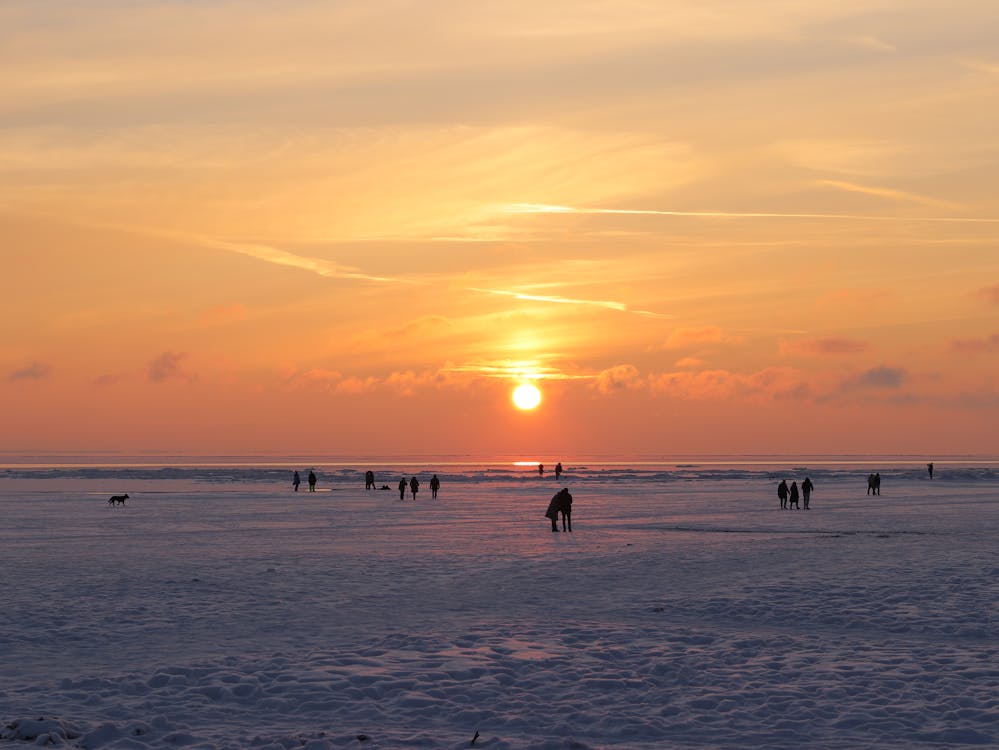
left=398, top=477, right=407, bottom=500
left=545, top=491, right=561, bottom=532
left=802, top=477, right=814, bottom=509
left=308, top=470, right=317, bottom=492
left=430, top=474, right=440, bottom=499
left=777, top=479, right=789, bottom=509
left=927, top=463, right=934, bottom=480
left=788, top=481, right=800, bottom=510
left=365, top=470, right=376, bottom=490
left=558, top=487, right=573, bottom=532
left=538, top=463, right=544, bottom=477
left=409, top=476, right=420, bottom=500
left=555, top=462, right=563, bottom=481
left=292, top=470, right=301, bottom=492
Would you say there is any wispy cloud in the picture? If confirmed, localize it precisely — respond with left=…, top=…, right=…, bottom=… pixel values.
left=841, top=365, right=908, bottom=390
left=781, top=337, right=870, bottom=356
left=503, top=203, right=999, bottom=224
left=658, top=326, right=741, bottom=351
left=593, top=364, right=643, bottom=394
left=978, top=284, right=999, bottom=305
left=7, top=362, right=51, bottom=382
left=467, top=287, right=668, bottom=317
left=147, top=351, right=195, bottom=383
left=950, top=334, right=999, bottom=353
left=817, top=179, right=961, bottom=210
left=846, top=35, right=896, bottom=53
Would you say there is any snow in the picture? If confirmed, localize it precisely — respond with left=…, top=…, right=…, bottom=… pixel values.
left=1, top=463, right=997, bottom=748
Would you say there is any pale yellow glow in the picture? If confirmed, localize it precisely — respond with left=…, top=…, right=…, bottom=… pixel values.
left=512, top=383, right=542, bottom=410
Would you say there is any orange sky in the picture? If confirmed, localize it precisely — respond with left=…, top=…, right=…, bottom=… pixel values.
left=1, top=1, right=997, bottom=457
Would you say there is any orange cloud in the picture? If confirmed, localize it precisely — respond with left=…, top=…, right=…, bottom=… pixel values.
left=7, top=362, right=52, bottom=382
left=674, top=357, right=705, bottom=369
left=147, top=351, right=195, bottom=383
left=780, top=337, right=870, bottom=356
left=649, top=366, right=808, bottom=401
left=593, top=364, right=643, bottom=394
left=659, top=326, right=740, bottom=351
left=978, top=284, right=999, bottom=305
left=951, top=334, right=999, bottom=353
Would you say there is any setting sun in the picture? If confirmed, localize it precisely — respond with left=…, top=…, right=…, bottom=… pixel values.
left=512, top=383, right=542, bottom=410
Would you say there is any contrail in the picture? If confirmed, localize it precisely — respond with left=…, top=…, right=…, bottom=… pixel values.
left=467, top=287, right=669, bottom=318
left=503, top=203, right=999, bottom=224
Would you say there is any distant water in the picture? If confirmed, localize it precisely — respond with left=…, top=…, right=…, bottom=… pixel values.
left=2, top=455, right=997, bottom=486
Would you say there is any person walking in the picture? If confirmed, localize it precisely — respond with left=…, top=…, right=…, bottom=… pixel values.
left=802, top=477, right=814, bottom=509
left=788, top=481, right=800, bottom=510
left=777, top=479, right=789, bottom=509
left=308, top=470, right=317, bottom=492
left=409, top=476, right=420, bottom=500
left=430, top=474, right=440, bottom=499
left=292, top=470, right=301, bottom=492
left=398, top=477, right=407, bottom=500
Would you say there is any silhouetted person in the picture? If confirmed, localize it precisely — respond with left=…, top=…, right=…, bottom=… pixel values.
left=874, top=472, right=881, bottom=495
left=927, top=462, right=934, bottom=479
left=558, top=487, right=573, bottom=531
left=292, top=470, right=301, bottom=492
left=788, top=481, right=800, bottom=509
left=555, top=462, right=563, bottom=480
left=545, top=492, right=560, bottom=532
left=410, top=476, right=419, bottom=500
left=365, top=470, right=375, bottom=490
left=777, top=479, right=789, bottom=509
left=867, top=473, right=875, bottom=496
left=802, top=477, right=813, bottom=509
left=430, top=474, right=440, bottom=499
left=308, top=470, right=317, bottom=492
left=538, top=463, right=544, bottom=477
left=398, top=477, right=407, bottom=500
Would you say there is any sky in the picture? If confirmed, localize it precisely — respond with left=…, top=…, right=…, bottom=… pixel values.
left=2, top=0, right=998, bottom=458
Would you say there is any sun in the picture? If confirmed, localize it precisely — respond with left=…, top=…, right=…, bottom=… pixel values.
left=512, top=383, right=542, bottom=410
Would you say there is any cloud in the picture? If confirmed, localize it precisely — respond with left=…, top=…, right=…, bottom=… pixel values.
left=780, top=337, right=870, bottom=356
left=841, top=365, right=908, bottom=390
left=950, top=333, right=999, bottom=353
left=846, top=35, right=896, bottom=53
left=978, top=284, right=999, bottom=305
left=147, top=351, right=194, bottom=383
left=674, top=357, right=705, bottom=369
left=659, top=326, right=740, bottom=350
left=593, top=364, right=643, bottom=395
left=93, top=373, right=123, bottom=387
left=649, top=366, right=809, bottom=401
left=334, top=376, right=379, bottom=395
left=7, top=362, right=51, bottom=382
left=468, top=287, right=666, bottom=318
left=817, top=179, right=961, bottom=211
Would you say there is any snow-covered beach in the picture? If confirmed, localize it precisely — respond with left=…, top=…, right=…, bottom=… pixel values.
left=1, top=461, right=997, bottom=749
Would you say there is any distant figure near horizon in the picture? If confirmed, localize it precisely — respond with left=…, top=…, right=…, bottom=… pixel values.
left=555, top=462, right=563, bottom=481
left=777, top=479, right=789, bottom=509
left=802, top=477, right=814, bottom=509
left=398, top=477, right=407, bottom=500
left=538, top=463, right=544, bottom=477
left=365, top=470, right=376, bottom=490
left=308, top=470, right=317, bottom=492
left=293, top=471, right=301, bottom=492
left=410, top=476, right=420, bottom=500
left=928, top=463, right=934, bottom=480
left=430, top=474, right=440, bottom=499
left=788, top=481, right=800, bottom=510
left=867, top=473, right=881, bottom=496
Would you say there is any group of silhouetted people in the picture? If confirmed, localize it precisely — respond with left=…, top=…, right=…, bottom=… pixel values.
left=866, top=473, right=881, bottom=495
left=777, top=477, right=813, bottom=510
left=538, top=462, right=564, bottom=480
left=545, top=487, right=573, bottom=532
left=292, top=470, right=317, bottom=492
left=391, top=473, right=440, bottom=500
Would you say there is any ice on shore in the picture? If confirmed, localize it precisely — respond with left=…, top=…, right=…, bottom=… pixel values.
left=1, top=466, right=997, bottom=748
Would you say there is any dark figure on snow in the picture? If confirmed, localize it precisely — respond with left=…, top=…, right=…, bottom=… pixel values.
left=555, top=462, right=563, bottom=481
left=365, top=470, right=376, bottom=490
left=398, top=477, right=407, bottom=500
left=867, top=473, right=881, bottom=496
left=538, top=463, right=544, bottom=477
left=788, top=481, right=800, bottom=510
left=927, top=462, right=934, bottom=480
left=545, top=492, right=561, bottom=532
left=430, top=474, right=440, bottom=499
left=777, top=479, right=789, bottom=509
left=410, top=476, right=420, bottom=500
left=308, top=470, right=317, bottom=492
left=293, top=470, right=301, bottom=492
left=802, top=477, right=814, bottom=509
left=558, top=487, right=573, bottom=532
